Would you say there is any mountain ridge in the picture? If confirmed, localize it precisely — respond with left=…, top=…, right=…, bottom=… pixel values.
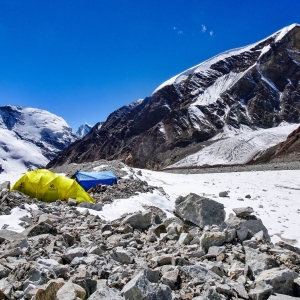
left=0, top=105, right=78, bottom=175
left=48, top=24, right=300, bottom=169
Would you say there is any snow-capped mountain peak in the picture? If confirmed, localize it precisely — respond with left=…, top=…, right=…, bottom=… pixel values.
left=76, top=123, right=93, bottom=138
left=0, top=105, right=78, bottom=177
left=153, top=24, right=299, bottom=95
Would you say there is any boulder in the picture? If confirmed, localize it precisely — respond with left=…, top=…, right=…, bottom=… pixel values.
left=219, top=191, right=228, bottom=197
left=87, top=285, right=124, bottom=299
left=174, top=193, right=225, bottom=228
left=248, top=281, right=273, bottom=300
left=122, top=273, right=172, bottom=300
left=110, top=248, right=134, bottom=264
left=233, top=207, right=254, bottom=217
left=255, top=267, right=299, bottom=296
left=245, top=246, right=278, bottom=277
left=34, top=279, right=65, bottom=300
left=62, top=247, right=86, bottom=263
left=179, top=265, right=221, bottom=281
left=161, top=268, right=180, bottom=290
left=122, top=210, right=152, bottom=230
left=0, top=229, right=24, bottom=242
left=0, top=278, right=12, bottom=299
left=220, top=214, right=270, bottom=240
left=56, top=281, right=86, bottom=300
left=178, top=232, right=193, bottom=245
left=200, top=231, right=226, bottom=252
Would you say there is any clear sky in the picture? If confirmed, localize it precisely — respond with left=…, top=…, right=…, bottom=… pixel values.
left=1, top=0, right=300, bottom=131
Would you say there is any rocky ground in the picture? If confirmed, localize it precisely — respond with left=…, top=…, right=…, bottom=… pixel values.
left=163, top=161, right=300, bottom=174
left=0, top=168, right=300, bottom=299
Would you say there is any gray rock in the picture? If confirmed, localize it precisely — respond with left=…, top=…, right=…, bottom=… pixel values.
left=205, top=261, right=225, bottom=277
left=219, top=191, right=228, bottom=197
left=207, top=246, right=225, bottom=256
left=56, top=281, right=86, bottom=300
left=37, top=258, right=69, bottom=278
left=224, top=228, right=237, bottom=243
left=233, top=206, right=254, bottom=217
left=255, top=267, right=299, bottom=296
left=122, top=210, right=152, bottom=230
left=23, top=222, right=57, bottom=237
left=0, top=229, right=24, bottom=242
left=245, top=246, right=278, bottom=277
left=200, top=231, right=226, bottom=252
left=220, top=214, right=270, bottom=240
left=122, top=273, right=172, bottom=300
left=179, top=265, right=221, bottom=281
left=6, top=237, right=28, bottom=250
left=248, top=281, right=273, bottom=300
left=63, top=247, right=86, bottom=263
left=161, top=268, right=179, bottom=290
left=0, top=278, right=12, bottom=299
left=237, top=227, right=249, bottom=241
left=178, top=232, right=193, bottom=245
left=67, top=198, right=77, bottom=206
left=0, top=265, right=10, bottom=279
left=144, top=269, right=160, bottom=283
left=195, top=287, right=223, bottom=300
left=34, top=279, right=65, bottom=300
left=110, top=248, right=134, bottom=264
left=268, top=294, right=299, bottom=299
left=88, top=245, right=106, bottom=255
left=174, top=193, right=225, bottom=229
left=77, top=202, right=103, bottom=211
left=1, top=247, right=22, bottom=258
left=87, top=285, right=124, bottom=299
left=294, top=277, right=300, bottom=297
left=151, top=254, right=173, bottom=266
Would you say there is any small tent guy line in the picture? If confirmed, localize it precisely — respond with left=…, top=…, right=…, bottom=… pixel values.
left=11, top=169, right=95, bottom=204
left=76, top=170, right=117, bottom=191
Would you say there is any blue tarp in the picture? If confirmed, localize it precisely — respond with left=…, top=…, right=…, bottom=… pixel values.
left=76, top=170, right=117, bottom=191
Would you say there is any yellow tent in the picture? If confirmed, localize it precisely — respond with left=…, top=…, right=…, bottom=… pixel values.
left=11, top=169, right=95, bottom=204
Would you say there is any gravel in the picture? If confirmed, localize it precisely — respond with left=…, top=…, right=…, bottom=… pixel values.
left=162, top=161, right=300, bottom=174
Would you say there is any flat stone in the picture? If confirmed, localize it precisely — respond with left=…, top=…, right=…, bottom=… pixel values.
left=232, top=207, right=254, bottom=217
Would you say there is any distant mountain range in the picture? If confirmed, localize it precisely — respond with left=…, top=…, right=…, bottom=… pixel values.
left=0, top=105, right=78, bottom=174
left=48, top=24, right=300, bottom=170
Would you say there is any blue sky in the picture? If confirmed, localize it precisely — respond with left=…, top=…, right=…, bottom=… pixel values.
left=0, top=0, right=300, bottom=130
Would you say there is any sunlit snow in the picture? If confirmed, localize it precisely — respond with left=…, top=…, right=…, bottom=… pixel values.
left=170, top=124, right=299, bottom=168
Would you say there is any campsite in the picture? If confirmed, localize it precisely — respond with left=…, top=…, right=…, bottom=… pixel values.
left=0, top=159, right=300, bottom=299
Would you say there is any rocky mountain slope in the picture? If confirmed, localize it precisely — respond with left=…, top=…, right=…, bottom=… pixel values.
left=48, top=24, right=300, bottom=170
left=0, top=105, right=78, bottom=174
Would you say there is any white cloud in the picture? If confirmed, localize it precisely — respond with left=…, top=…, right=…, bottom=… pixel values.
left=173, top=27, right=177, bottom=30
left=178, top=30, right=183, bottom=35
left=201, top=25, right=206, bottom=33
left=210, top=31, right=213, bottom=36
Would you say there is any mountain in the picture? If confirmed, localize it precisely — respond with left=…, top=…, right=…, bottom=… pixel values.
left=76, top=123, right=93, bottom=138
left=0, top=105, right=78, bottom=175
left=245, top=124, right=300, bottom=164
left=48, top=24, right=300, bottom=169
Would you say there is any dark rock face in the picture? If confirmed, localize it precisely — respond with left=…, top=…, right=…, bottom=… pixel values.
left=48, top=25, right=300, bottom=169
